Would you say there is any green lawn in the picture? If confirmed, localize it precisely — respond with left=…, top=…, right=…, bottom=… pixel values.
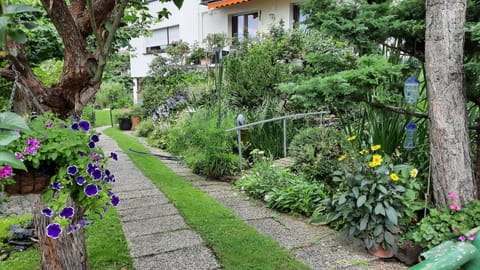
left=104, top=128, right=310, bottom=270
left=0, top=208, right=132, bottom=270
left=92, top=109, right=123, bottom=128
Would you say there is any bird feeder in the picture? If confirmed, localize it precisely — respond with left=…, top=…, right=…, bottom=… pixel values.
left=404, top=76, right=420, bottom=104
left=404, top=121, right=417, bottom=149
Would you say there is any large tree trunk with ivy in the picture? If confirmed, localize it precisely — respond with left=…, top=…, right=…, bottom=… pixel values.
left=34, top=198, right=87, bottom=270
left=3, top=0, right=128, bottom=116
left=425, top=0, right=477, bottom=206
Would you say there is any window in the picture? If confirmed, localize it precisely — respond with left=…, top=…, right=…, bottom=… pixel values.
left=232, top=12, right=259, bottom=41
left=292, top=4, right=308, bottom=29
left=145, top=25, right=180, bottom=54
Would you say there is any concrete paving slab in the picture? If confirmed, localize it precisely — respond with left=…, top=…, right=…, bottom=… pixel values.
left=133, top=246, right=221, bottom=270
left=122, top=215, right=188, bottom=238
left=118, top=203, right=179, bottom=222
left=115, top=188, right=161, bottom=200
left=231, top=205, right=274, bottom=220
left=116, top=194, right=170, bottom=211
left=113, top=182, right=157, bottom=193
left=128, top=229, right=204, bottom=258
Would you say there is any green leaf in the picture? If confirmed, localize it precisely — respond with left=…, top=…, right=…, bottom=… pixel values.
left=339, top=194, right=346, bottom=205
left=384, top=231, right=395, bottom=246
left=0, top=130, right=20, bottom=146
left=352, top=187, right=359, bottom=198
left=374, top=203, right=385, bottom=216
left=357, top=195, right=367, bottom=207
left=393, top=164, right=409, bottom=171
left=173, top=0, right=184, bottom=9
left=377, top=185, right=388, bottom=194
left=8, top=28, right=27, bottom=43
left=359, top=216, right=368, bottom=230
left=373, top=225, right=383, bottom=236
left=4, top=3, right=40, bottom=14
left=0, top=151, right=26, bottom=170
left=0, top=112, right=29, bottom=132
left=385, top=206, right=398, bottom=225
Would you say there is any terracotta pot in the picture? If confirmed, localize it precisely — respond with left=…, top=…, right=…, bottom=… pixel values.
left=131, top=116, right=141, bottom=130
left=5, top=170, right=50, bottom=195
left=368, top=244, right=394, bottom=258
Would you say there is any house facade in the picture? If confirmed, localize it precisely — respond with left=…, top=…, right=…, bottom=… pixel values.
left=130, top=0, right=306, bottom=104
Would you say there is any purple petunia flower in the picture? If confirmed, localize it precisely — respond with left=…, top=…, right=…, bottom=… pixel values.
left=59, top=123, right=66, bottom=128
left=59, top=207, right=74, bottom=219
left=76, top=176, right=85, bottom=185
left=84, top=184, right=98, bottom=197
left=67, top=224, right=77, bottom=234
left=0, top=165, right=13, bottom=179
left=78, top=219, right=86, bottom=228
left=45, top=122, right=54, bottom=128
left=67, top=165, right=78, bottom=175
left=46, top=223, right=62, bottom=239
left=71, top=123, right=79, bottom=130
left=468, top=235, right=476, bottom=241
left=52, top=182, right=63, bottom=191
left=459, top=235, right=467, bottom=242
left=78, top=151, right=85, bottom=157
left=91, top=152, right=99, bottom=160
left=78, top=121, right=90, bottom=131
left=41, top=207, right=54, bottom=217
left=90, top=134, right=99, bottom=143
left=110, top=152, right=118, bottom=161
left=88, top=141, right=95, bottom=149
left=92, top=169, right=103, bottom=180
left=15, top=152, right=25, bottom=161
left=111, top=194, right=120, bottom=207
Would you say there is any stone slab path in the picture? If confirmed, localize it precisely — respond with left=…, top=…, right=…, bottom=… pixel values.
left=115, top=131, right=407, bottom=270
left=97, top=128, right=221, bottom=270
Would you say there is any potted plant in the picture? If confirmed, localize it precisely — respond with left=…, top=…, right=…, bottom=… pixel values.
left=330, top=136, right=421, bottom=257
left=116, top=110, right=132, bottom=130
left=129, top=105, right=145, bottom=131
left=188, top=46, right=207, bottom=65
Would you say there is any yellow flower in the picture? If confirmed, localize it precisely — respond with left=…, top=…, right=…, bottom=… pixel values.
left=372, top=154, right=383, bottom=164
left=338, top=155, right=346, bottom=161
left=371, top=145, right=381, bottom=151
left=347, top=135, right=356, bottom=141
left=410, top=168, right=418, bottom=178
left=390, top=173, right=399, bottom=181
left=359, top=149, right=369, bottom=155
left=368, top=161, right=378, bottom=168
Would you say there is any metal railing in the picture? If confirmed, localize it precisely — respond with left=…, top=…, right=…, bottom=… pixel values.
left=225, top=111, right=330, bottom=170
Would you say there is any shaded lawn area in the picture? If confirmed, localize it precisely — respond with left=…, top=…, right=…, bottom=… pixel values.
left=92, top=109, right=123, bottom=128
left=104, top=127, right=310, bottom=270
left=0, top=207, right=132, bottom=270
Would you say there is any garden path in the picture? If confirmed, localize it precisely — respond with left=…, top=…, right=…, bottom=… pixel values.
left=96, top=127, right=221, bottom=270
left=103, top=129, right=407, bottom=270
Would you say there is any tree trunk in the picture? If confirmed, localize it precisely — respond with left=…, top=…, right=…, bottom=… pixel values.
left=34, top=197, right=88, bottom=270
left=425, top=0, right=477, bottom=206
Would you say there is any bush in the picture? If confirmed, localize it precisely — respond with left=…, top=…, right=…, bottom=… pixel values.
left=165, top=108, right=239, bottom=178
left=289, top=126, right=344, bottom=184
left=147, top=127, right=169, bottom=149
left=134, top=119, right=154, bottom=137
left=236, top=158, right=328, bottom=216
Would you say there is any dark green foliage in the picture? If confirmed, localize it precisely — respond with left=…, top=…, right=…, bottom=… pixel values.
left=289, top=126, right=344, bottom=183
left=147, top=127, right=169, bottom=149
left=407, top=200, right=480, bottom=249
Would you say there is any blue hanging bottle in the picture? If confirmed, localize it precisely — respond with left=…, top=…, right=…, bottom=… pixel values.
left=404, top=122, right=418, bottom=149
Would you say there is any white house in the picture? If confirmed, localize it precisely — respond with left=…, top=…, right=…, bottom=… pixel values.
left=130, top=0, right=307, bottom=104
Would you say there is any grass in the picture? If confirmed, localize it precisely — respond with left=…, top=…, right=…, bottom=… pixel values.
left=103, top=128, right=310, bottom=270
left=92, top=109, right=123, bottom=128
left=0, top=208, right=132, bottom=270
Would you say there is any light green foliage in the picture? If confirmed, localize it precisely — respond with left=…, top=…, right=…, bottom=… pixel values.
left=289, top=126, right=344, bottom=185
left=147, top=127, right=169, bottom=149
left=134, top=119, right=154, bottom=137
left=407, top=200, right=480, bottom=249
left=95, top=81, right=132, bottom=109
left=32, top=59, right=62, bottom=87
left=236, top=158, right=328, bottom=216
left=166, top=108, right=239, bottom=178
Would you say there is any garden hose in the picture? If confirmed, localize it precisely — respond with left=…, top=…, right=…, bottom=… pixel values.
left=127, top=148, right=178, bottom=161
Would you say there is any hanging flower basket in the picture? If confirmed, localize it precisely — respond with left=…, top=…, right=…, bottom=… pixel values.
left=4, top=169, right=51, bottom=195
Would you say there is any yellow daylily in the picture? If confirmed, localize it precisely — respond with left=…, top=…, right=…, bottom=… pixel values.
left=390, top=173, right=399, bottom=181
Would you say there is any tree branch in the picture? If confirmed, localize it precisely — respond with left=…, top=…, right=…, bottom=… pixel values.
left=86, top=0, right=105, bottom=58
left=369, top=100, right=429, bottom=119
left=0, top=66, right=15, bottom=80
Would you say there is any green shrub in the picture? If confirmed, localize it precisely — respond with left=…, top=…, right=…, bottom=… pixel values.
left=147, top=127, right=169, bottom=149
left=407, top=200, right=480, bottom=249
left=165, top=108, right=239, bottom=178
left=289, top=126, right=344, bottom=184
left=236, top=158, right=328, bottom=216
left=134, top=119, right=154, bottom=137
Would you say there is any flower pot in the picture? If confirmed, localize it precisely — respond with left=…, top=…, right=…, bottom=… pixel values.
left=118, top=119, right=132, bottom=130
left=368, top=244, right=394, bottom=258
left=131, top=116, right=141, bottom=130
left=4, top=170, right=50, bottom=195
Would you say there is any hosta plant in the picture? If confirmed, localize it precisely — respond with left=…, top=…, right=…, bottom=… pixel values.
left=330, top=136, right=421, bottom=252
